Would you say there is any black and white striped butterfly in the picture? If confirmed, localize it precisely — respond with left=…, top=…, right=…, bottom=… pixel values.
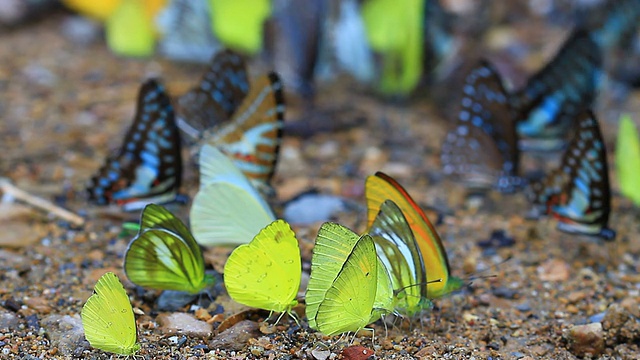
left=514, top=29, right=603, bottom=151
left=87, top=79, right=182, bottom=211
left=528, top=110, right=615, bottom=241
left=440, top=60, right=524, bottom=193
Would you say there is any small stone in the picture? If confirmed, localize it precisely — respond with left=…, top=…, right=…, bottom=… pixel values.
left=340, top=345, right=374, bottom=360
left=463, top=312, right=479, bottom=324
left=40, top=315, right=85, bottom=356
left=0, top=309, right=23, bottom=330
left=414, top=346, right=436, bottom=358
left=311, top=348, right=331, bottom=360
left=565, top=322, right=604, bottom=357
left=602, top=303, right=640, bottom=345
left=537, top=258, right=570, bottom=282
left=209, top=320, right=259, bottom=351
left=24, top=297, right=52, bottom=314
left=194, top=308, right=212, bottom=322
left=157, top=312, right=212, bottom=338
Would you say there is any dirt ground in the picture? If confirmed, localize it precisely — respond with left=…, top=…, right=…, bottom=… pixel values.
left=1, top=9, right=640, bottom=360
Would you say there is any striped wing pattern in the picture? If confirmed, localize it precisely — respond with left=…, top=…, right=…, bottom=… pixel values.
left=87, top=79, right=182, bottom=210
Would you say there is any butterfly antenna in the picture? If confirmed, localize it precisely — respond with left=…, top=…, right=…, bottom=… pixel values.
left=287, top=310, right=301, bottom=326
left=464, top=255, right=513, bottom=285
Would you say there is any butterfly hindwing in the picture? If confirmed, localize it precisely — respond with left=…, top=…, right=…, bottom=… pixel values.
left=529, top=110, right=615, bottom=240
left=514, top=30, right=602, bottom=150
left=87, top=79, right=182, bottom=211
left=440, top=60, right=522, bottom=192
left=177, top=50, right=250, bottom=141
left=81, top=272, right=140, bottom=356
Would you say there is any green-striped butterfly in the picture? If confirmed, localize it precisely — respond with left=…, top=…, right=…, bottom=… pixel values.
left=224, top=219, right=301, bottom=318
left=190, top=144, right=276, bottom=246
left=125, top=204, right=214, bottom=294
left=306, top=222, right=394, bottom=336
left=369, top=199, right=433, bottom=316
left=81, top=272, right=140, bottom=356
left=366, top=172, right=463, bottom=299
left=615, top=114, right=640, bottom=206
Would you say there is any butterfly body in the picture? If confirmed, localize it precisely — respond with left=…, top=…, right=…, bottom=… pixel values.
left=81, top=272, right=140, bottom=356
left=528, top=110, right=615, bottom=240
left=87, top=79, right=182, bottom=211
left=440, top=60, right=524, bottom=193
left=514, top=30, right=602, bottom=151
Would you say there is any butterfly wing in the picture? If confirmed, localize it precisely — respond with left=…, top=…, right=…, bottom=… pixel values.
left=514, top=29, right=602, bottom=150
left=87, top=79, right=182, bottom=211
left=440, top=60, right=522, bottom=192
left=615, top=115, right=640, bottom=206
left=176, top=50, right=249, bottom=141
left=81, top=272, right=140, bottom=355
left=314, top=234, right=381, bottom=336
left=529, top=110, right=615, bottom=240
left=190, top=145, right=275, bottom=246
left=224, top=220, right=301, bottom=313
left=365, top=172, right=463, bottom=298
left=370, top=200, right=429, bottom=316
left=203, top=72, right=285, bottom=193
left=306, top=222, right=361, bottom=329
left=125, top=205, right=208, bottom=294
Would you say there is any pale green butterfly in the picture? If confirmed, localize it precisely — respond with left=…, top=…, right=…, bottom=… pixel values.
left=125, top=204, right=214, bottom=294
left=306, top=222, right=394, bottom=336
left=191, top=144, right=276, bottom=246
left=615, top=114, right=640, bottom=206
left=81, top=272, right=140, bottom=356
left=224, top=219, right=301, bottom=319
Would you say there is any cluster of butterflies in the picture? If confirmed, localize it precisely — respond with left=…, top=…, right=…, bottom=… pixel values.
left=440, top=27, right=617, bottom=241
left=82, top=171, right=465, bottom=355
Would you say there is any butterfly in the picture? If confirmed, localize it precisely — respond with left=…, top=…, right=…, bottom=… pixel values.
left=369, top=200, right=432, bottom=317
left=124, top=204, right=214, bottom=294
left=306, top=222, right=394, bottom=336
left=81, top=272, right=140, bottom=356
left=440, top=59, right=524, bottom=193
left=224, top=219, right=301, bottom=318
left=178, top=50, right=285, bottom=194
left=513, top=29, right=602, bottom=151
left=365, top=172, right=463, bottom=299
left=87, top=79, right=182, bottom=211
left=190, top=144, right=276, bottom=247
left=615, top=114, right=640, bottom=206
left=578, top=0, right=640, bottom=50
left=528, top=110, right=615, bottom=240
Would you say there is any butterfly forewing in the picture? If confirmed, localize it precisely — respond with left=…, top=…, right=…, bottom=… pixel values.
left=176, top=50, right=250, bottom=141
left=441, top=60, right=522, bottom=192
left=203, top=72, right=285, bottom=191
left=87, top=79, right=182, bottom=210
left=528, top=110, right=615, bottom=240
left=514, top=30, right=602, bottom=150
left=81, top=272, right=140, bottom=355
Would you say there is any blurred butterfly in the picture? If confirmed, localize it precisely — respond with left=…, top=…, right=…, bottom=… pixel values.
left=528, top=110, right=615, bottom=240
left=124, top=204, right=215, bottom=294
left=440, top=60, right=524, bottom=193
left=224, top=220, right=301, bottom=320
left=577, top=0, right=640, bottom=50
left=306, top=222, right=394, bottom=336
left=369, top=200, right=433, bottom=317
left=190, top=144, right=276, bottom=247
left=366, top=172, right=463, bottom=299
left=81, top=272, right=140, bottom=356
left=177, top=50, right=285, bottom=194
left=615, top=115, right=640, bottom=206
left=87, top=79, right=182, bottom=211
left=514, top=29, right=602, bottom=151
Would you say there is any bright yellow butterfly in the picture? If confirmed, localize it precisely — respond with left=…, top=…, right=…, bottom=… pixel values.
left=224, top=220, right=301, bottom=317
left=615, top=115, right=640, bottom=206
left=81, top=272, right=140, bottom=356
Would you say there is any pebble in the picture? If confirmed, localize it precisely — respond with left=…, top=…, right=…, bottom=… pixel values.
left=209, top=320, right=259, bottom=351
left=0, top=309, right=22, bottom=330
left=602, top=303, right=640, bottom=345
left=40, top=315, right=85, bottom=356
left=311, top=348, right=330, bottom=360
left=24, top=297, right=52, bottom=314
left=537, top=258, right=570, bottom=282
left=340, top=345, right=374, bottom=360
left=565, top=322, right=604, bottom=357
left=157, top=312, right=212, bottom=338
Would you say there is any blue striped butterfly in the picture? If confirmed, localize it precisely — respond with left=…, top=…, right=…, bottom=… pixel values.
left=514, top=29, right=602, bottom=151
left=87, top=79, right=182, bottom=211
left=440, top=60, right=524, bottom=193
left=578, top=0, right=640, bottom=50
left=528, top=110, right=615, bottom=241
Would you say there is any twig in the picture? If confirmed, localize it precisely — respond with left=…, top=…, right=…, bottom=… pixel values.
left=0, top=178, right=85, bottom=227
